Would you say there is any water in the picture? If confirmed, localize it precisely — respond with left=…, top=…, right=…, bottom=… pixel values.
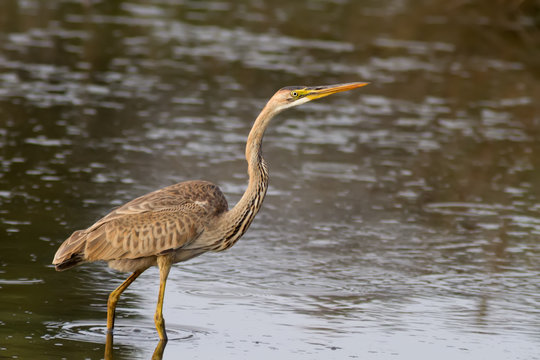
left=1, top=0, right=539, bottom=359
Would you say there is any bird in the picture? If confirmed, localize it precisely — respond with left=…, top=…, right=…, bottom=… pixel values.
left=52, top=82, right=369, bottom=340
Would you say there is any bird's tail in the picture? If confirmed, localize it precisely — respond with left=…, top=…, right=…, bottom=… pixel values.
left=52, top=230, right=87, bottom=271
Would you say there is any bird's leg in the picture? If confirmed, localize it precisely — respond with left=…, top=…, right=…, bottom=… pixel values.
left=155, top=254, right=174, bottom=341
left=152, top=340, right=167, bottom=360
left=107, top=268, right=146, bottom=332
left=104, top=331, right=114, bottom=360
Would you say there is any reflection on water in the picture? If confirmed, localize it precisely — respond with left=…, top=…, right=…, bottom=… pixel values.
left=105, top=333, right=168, bottom=360
left=1, top=0, right=539, bottom=359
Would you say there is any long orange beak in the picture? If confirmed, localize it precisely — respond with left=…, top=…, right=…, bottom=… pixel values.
left=304, top=82, right=369, bottom=101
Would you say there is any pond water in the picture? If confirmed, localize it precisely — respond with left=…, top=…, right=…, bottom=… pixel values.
left=0, top=0, right=539, bottom=359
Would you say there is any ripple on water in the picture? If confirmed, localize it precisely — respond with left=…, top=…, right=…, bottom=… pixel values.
left=301, top=162, right=369, bottom=182
left=0, top=278, right=44, bottom=285
left=43, top=321, right=208, bottom=344
left=424, top=202, right=514, bottom=217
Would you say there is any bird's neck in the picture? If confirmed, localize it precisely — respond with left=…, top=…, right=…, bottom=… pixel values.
left=216, top=104, right=274, bottom=250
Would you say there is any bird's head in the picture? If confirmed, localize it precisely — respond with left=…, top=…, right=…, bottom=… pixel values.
left=267, top=82, right=369, bottom=115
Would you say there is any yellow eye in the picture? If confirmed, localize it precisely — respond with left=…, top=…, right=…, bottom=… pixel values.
left=291, top=91, right=299, bottom=97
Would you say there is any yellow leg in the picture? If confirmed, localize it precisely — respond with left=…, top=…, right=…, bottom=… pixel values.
left=104, top=331, right=114, bottom=360
left=152, top=340, right=167, bottom=360
left=155, top=255, right=173, bottom=341
left=107, top=268, right=146, bottom=332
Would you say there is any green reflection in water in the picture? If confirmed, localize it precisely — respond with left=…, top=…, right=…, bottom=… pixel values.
left=0, top=0, right=539, bottom=359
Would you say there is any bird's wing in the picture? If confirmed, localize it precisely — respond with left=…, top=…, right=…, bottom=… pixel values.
left=83, top=206, right=208, bottom=261
left=54, top=180, right=228, bottom=265
left=88, top=180, right=226, bottom=228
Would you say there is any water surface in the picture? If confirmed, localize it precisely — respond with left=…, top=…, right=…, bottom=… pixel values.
left=0, top=0, right=539, bottom=359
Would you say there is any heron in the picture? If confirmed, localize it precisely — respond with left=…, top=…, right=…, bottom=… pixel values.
left=52, top=82, right=368, bottom=340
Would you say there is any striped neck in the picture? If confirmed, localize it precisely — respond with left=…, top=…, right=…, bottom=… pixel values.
left=215, top=104, right=275, bottom=250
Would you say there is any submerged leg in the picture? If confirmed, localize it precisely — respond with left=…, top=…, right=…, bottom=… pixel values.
left=104, top=331, right=114, bottom=360
left=155, top=255, right=174, bottom=341
left=107, top=268, right=147, bottom=332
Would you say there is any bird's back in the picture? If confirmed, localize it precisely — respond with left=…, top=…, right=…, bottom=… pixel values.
left=53, top=180, right=228, bottom=271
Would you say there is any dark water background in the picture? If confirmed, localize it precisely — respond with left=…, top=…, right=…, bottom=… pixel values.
left=1, top=0, right=539, bottom=359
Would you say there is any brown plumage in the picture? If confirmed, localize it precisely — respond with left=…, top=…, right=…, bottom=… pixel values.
left=54, top=181, right=228, bottom=272
left=52, top=82, right=368, bottom=341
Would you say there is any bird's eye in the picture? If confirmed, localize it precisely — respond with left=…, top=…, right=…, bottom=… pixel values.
left=291, top=91, right=298, bottom=97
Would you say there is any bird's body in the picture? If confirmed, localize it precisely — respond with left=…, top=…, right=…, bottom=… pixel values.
left=54, top=180, right=231, bottom=273
left=53, top=82, right=368, bottom=340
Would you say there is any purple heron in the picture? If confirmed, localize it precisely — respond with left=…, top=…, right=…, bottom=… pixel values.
left=53, top=82, right=369, bottom=340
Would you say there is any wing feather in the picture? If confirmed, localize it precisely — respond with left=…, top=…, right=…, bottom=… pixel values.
left=53, top=180, right=228, bottom=270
